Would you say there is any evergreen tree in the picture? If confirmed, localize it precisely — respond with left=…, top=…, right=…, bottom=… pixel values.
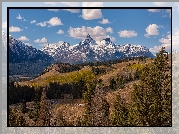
left=110, top=78, right=117, bottom=91
left=82, top=81, right=96, bottom=126
left=36, top=88, right=51, bottom=126
left=111, top=94, right=129, bottom=126
left=131, top=47, right=171, bottom=126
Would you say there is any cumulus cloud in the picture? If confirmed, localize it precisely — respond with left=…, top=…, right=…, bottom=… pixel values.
left=153, top=2, right=167, bottom=6
left=99, top=18, right=111, bottom=24
left=149, top=33, right=171, bottom=53
left=2, top=21, right=7, bottom=28
left=36, top=17, right=63, bottom=27
left=16, top=13, right=22, bottom=19
left=118, top=30, right=137, bottom=38
left=148, top=9, right=161, bottom=12
left=9, top=26, right=22, bottom=32
left=105, top=27, right=113, bottom=34
left=30, top=20, right=36, bottom=24
left=48, top=17, right=63, bottom=26
left=144, top=24, right=159, bottom=38
left=34, top=37, right=48, bottom=43
left=81, top=3, right=103, bottom=20
left=17, top=36, right=29, bottom=41
left=36, top=21, right=47, bottom=27
left=68, top=26, right=115, bottom=42
left=82, top=9, right=103, bottom=20
left=57, top=29, right=64, bottom=34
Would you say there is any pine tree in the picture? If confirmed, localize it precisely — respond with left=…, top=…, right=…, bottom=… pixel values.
left=82, top=81, right=96, bottom=126
left=110, top=78, right=117, bottom=91
left=36, top=88, right=51, bottom=126
left=111, top=94, right=129, bottom=126
left=131, top=47, right=171, bottom=126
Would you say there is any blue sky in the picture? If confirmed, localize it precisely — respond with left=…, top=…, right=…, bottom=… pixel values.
left=2, top=2, right=178, bottom=53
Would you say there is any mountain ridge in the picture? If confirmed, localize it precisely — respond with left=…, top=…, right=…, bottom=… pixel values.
left=5, top=32, right=155, bottom=64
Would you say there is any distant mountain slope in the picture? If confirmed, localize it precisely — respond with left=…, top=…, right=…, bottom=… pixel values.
left=9, top=34, right=53, bottom=63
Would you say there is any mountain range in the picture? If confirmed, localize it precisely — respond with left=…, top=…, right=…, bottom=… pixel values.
left=5, top=32, right=155, bottom=64
left=41, top=34, right=155, bottom=64
left=2, top=31, right=155, bottom=76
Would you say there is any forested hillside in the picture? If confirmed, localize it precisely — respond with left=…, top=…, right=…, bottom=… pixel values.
left=8, top=47, right=171, bottom=126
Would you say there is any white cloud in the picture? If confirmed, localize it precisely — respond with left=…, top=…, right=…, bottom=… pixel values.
left=62, top=9, right=80, bottom=13
left=118, top=30, right=137, bottom=38
left=36, top=17, right=63, bottom=27
left=30, top=20, right=36, bottom=24
left=17, top=36, right=29, bottom=41
left=149, top=33, right=171, bottom=53
left=48, top=17, right=63, bottom=26
left=44, top=2, right=57, bottom=5
left=153, top=2, right=167, bottom=6
left=105, top=27, right=113, bottom=34
left=9, top=26, right=22, bottom=32
left=36, top=21, right=47, bottom=27
left=25, top=27, right=27, bottom=29
left=82, top=9, right=103, bottom=20
left=99, top=18, right=111, bottom=24
left=144, top=24, right=159, bottom=38
left=148, top=9, right=161, bottom=12
left=57, top=29, right=64, bottom=34
left=16, top=13, right=22, bottom=19
left=81, top=3, right=103, bottom=20
left=34, top=37, right=48, bottom=43
left=48, top=9, right=59, bottom=12
left=68, top=26, right=115, bottom=42
left=2, top=21, right=7, bottom=28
